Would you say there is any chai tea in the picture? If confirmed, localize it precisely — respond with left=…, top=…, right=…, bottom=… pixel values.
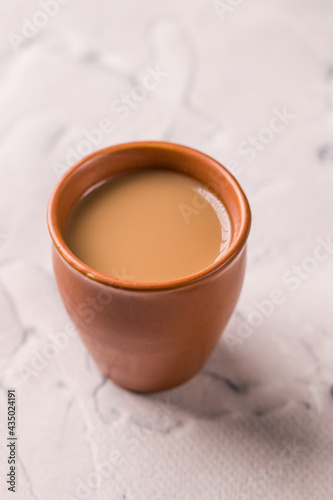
left=66, top=170, right=231, bottom=282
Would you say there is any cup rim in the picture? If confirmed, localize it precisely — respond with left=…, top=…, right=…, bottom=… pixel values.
left=47, top=141, right=251, bottom=291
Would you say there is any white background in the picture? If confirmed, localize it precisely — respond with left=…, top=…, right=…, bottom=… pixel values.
left=0, top=1, right=333, bottom=499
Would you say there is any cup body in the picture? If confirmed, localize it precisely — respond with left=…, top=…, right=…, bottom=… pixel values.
left=47, top=142, right=251, bottom=392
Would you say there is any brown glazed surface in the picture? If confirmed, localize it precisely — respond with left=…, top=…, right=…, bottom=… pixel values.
left=47, top=142, right=251, bottom=392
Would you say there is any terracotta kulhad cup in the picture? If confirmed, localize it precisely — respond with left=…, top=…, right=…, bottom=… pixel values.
left=47, top=141, right=251, bottom=392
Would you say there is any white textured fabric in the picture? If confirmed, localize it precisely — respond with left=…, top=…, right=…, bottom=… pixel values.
left=0, top=1, right=333, bottom=499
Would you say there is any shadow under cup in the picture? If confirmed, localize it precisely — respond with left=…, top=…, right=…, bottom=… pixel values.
left=47, top=142, right=251, bottom=392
